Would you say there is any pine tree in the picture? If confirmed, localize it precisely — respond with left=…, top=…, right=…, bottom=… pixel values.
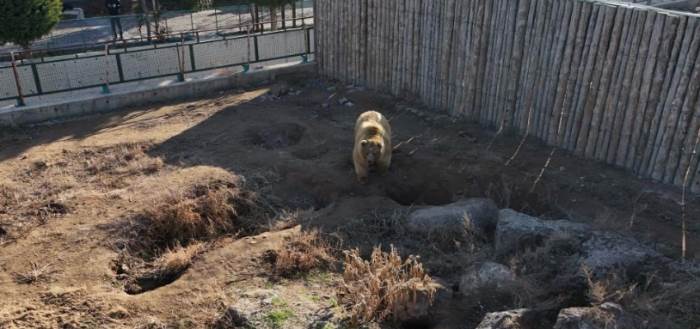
left=0, top=0, right=62, bottom=49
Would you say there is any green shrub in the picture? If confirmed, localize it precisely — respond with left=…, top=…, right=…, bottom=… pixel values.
left=0, top=0, right=62, bottom=49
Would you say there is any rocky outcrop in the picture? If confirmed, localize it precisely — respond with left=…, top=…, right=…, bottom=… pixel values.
left=581, top=231, right=666, bottom=278
left=459, top=262, right=515, bottom=293
left=476, top=308, right=558, bottom=329
left=406, top=199, right=498, bottom=239
left=553, top=303, right=641, bottom=329
left=495, top=209, right=590, bottom=256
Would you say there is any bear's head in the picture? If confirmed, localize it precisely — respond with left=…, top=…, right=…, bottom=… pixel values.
left=360, top=139, right=383, bottom=167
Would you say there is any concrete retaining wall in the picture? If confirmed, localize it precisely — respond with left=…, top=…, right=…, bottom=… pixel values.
left=0, top=63, right=316, bottom=127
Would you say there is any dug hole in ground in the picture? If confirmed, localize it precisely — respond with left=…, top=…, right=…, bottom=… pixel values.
left=0, top=73, right=699, bottom=329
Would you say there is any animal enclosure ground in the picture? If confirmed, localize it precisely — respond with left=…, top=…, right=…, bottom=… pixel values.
left=0, top=75, right=698, bottom=328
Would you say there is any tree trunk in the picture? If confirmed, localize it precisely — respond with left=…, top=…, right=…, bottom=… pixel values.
left=254, top=5, right=262, bottom=32
left=271, top=6, right=278, bottom=31
left=140, top=0, right=152, bottom=41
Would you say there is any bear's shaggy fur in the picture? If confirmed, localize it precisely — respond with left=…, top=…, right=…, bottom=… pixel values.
left=353, top=111, right=392, bottom=184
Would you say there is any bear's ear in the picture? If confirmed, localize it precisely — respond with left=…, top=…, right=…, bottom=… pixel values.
left=360, top=140, right=368, bottom=146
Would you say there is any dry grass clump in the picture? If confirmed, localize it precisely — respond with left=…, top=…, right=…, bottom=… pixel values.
left=152, top=242, right=205, bottom=278
left=141, top=182, right=260, bottom=247
left=582, top=267, right=700, bottom=329
left=0, top=181, right=22, bottom=210
left=269, top=230, right=335, bottom=278
left=83, top=142, right=163, bottom=176
left=338, top=246, right=437, bottom=325
left=631, top=277, right=700, bottom=328
left=582, top=266, right=637, bottom=305
left=12, top=262, right=55, bottom=284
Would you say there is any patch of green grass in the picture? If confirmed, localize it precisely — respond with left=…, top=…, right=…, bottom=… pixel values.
left=305, top=270, right=333, bottom=284
left=264, top=308, right=294, bottom=329
left=309, top=294, right=322, bottom=302
left=328, top=297, right=338, bottom=308
left=321, top=322, right=337, bottom=329
left=270, top=296, right=287, bottom=307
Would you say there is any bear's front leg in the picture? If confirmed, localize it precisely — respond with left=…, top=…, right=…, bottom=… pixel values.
left=355, top=164, right=369, bottom=184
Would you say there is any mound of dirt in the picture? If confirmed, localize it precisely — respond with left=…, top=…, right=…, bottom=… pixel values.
left=247, top=123, right=306, bottom=150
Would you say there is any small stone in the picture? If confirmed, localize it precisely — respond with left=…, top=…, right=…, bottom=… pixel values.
left=476, top=308, right=557, bottom=329
left=211, top=306, right=250, bottom=329
left=337, top=97, right=349, bottom=105
left=344, top=101, right=354, bottom=107
left=108, top=306, right=129, bottom=319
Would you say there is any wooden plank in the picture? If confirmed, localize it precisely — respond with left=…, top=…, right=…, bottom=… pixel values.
left=690, top=130, right=700, bottom=193
left=495, top=0, right=512, bottom=127
left=634, top=14, right=680, bottom=174
left=503, top=0, right=530, bottom=129
left=622, top=10, right=659, bottom=169
left=392, top=0, right=401, bottom=94
left=533, top=0, right=557, bottom=141
left=640, top=14, right=686, bottom=176
left=608, top=9, right=647, bottom=165
left=595, top=7, right=635, bottom=161
left=411, top=0, right=421, bottom=94
left=498, top=0, right=518, bottom=127
left=440, top=0, right=456, bottom=110
left=515, top=0, right=541, bottom=131
left=557, top=2, right=593, bottom=149
left=674, top=47, right=700, bottom=185
left=569, top=3, right=611, bottom=151
left=561, top=1, right=594, bottom=148
left=456, top=0, right=477, bottom=116
left=399, top=0, right=408, bottom=93
left=524, top=0, right=549, bottom=133
left=550, top=0, right=579, bottom=145
left=647, top=16, right=692, bottom=178
left=419, top=0, right=430, bottom=101
left=484, top=0, right=503, bottom=125
left=584, top=6, right=625, bottom=158
left=446, top=0, right=463, bottom=113
left=656, top=19, right=700, bottom=182
left=466, top=0, right=487, bottom=117
left=539, top=0, right=564, bottom=143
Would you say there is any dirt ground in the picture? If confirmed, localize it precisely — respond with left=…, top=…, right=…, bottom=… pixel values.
left=0, top=74, right=698, bottom=329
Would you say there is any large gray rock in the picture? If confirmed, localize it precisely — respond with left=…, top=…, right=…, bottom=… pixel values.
left=476, top=308, right=557, bottom=329
left=553, top=303, right=640, bottom=329
left=581, top=231, right=665, bottom=278
left=496, top=209, right=590, bottom=256
left=406, top=198, right=498, bottom=239
left=459, top=262, right=515, bottom=293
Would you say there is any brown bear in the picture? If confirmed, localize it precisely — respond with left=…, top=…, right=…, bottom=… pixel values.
left=353, top=111, right=392, bottom=184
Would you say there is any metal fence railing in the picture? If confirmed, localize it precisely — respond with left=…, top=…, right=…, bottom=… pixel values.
left=0, top=1, right=315, bottom=60
left=0, top=26, right=315, bottom=106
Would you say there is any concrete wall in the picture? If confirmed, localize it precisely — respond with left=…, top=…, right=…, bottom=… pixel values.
left=0, top=63, right=315, bottom=127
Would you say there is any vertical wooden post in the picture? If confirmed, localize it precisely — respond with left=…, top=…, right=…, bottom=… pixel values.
left=102, top=44, right=111, bottom=94
left=10, top=52, right=25, bottom=107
